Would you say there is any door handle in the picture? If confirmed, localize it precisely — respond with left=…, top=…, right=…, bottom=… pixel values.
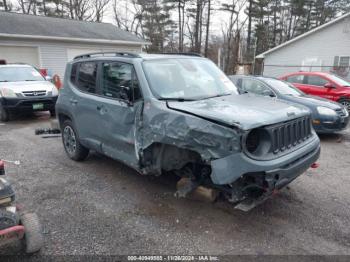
left=69, top=98, right=78, bottom=105
left=97, top=105, right=108, bottom=114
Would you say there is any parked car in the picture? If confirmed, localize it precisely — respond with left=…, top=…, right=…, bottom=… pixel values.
left=0, top=64, right=59, bottom=121
left=280, top=71, right=350, bottom=110
left=56, top=52, right=320, bottom=210
left=229, top=75, right=349, bottom=134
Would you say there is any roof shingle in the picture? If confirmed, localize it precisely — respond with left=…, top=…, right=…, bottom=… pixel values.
left=0, top=11, right=147, bottom=44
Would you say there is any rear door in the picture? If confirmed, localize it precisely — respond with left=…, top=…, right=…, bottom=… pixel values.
left=97, top=61, right=143, bottom=169
left=285, top=74, right=309, bottom=93
left=70, top=61, right=103, bottom=152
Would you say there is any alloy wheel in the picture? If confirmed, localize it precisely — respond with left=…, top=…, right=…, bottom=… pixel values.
left=63, top=126, right=77, bottom=155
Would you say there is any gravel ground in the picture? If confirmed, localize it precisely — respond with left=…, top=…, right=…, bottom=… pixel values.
left=1, top=112, right=350, bottom=256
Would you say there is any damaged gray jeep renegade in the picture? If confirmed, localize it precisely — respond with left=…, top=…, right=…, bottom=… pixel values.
left=56, top=52, right=320, bottom=210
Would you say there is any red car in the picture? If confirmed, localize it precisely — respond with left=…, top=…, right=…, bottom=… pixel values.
left=280, top=72, right=350, bottom=110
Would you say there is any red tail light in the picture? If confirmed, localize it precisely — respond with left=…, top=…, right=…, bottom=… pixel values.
left=311, top=163, right=319, bottom=169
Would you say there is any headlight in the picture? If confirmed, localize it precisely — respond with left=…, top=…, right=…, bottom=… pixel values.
left=0, top=88, right=17, bottom=98
left=51, top=85, right=59, bottom=96
left=317, top=106, right=337, bottom=116
left=245, top=128, right=271, bottom=157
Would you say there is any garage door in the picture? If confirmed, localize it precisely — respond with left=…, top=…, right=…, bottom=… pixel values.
left=0, top=46, right=39, bottom=67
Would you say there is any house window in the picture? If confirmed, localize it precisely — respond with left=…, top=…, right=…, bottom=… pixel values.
left=339, top=57, right=350, bottom=67
left=333, top=56, right=350, bottom=68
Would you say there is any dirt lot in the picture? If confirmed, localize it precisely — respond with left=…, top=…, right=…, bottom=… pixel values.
left=1, top=112, right=350, bottom=256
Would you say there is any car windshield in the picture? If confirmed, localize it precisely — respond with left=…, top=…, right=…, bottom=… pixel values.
left=143, top=58, right=238, bottom=100
left=327, top=74, right=350, bottom=87
left=0, top=66, right=45, bottom=82
left=263, top=78, right=304, bottom=96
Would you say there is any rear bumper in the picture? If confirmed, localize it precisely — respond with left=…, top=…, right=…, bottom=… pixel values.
left=0, top=96, right=58, bottom=112
left=210, top=134, right=320, bottom=185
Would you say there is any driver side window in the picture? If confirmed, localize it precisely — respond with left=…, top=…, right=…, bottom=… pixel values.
left=241, top=79, right=274, bottom=96
left=305, top=75, right=328, bottom=87
left=101, top=62, right=141, bottom=101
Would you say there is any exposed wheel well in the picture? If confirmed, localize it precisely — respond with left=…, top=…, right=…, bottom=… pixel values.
left=141, top=143, right=203, bottom=175
left=58, top=113, right=71, bottom=127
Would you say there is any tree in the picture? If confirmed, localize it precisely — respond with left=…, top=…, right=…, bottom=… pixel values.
left=164, top=0, right=186, bottom=52
left=220, top=0, right=246, bottom=74
left=0, top=0, right=12, bottom=11
left=91, top=0, right=109, bottom=22
left=204, top=0, right=212, bottom=57
left=136, top=0, right=174, bottom=52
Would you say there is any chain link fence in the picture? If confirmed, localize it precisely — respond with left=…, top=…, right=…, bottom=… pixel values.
left=259, top=64, right=350, bottom=81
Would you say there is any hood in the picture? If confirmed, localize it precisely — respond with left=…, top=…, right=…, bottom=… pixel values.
left=167, top=94, right=310, bottom=130
left=283, top=94, right=342, bottom=110
left=0, top=81, right=55, bottom=93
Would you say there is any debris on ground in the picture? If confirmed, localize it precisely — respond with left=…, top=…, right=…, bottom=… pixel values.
left=35, top=128, right=61, bottom=135
left=175, top=178, right=218, bottom=203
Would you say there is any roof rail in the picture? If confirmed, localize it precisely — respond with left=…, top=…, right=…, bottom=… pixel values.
left=159, top=52, right=203, bottom=57
left=74, top=52, right=141, bottom=60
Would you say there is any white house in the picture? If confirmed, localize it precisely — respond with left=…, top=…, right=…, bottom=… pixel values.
left=256, top=12, right=350, bottom=80
left=0, top=11, right=149, bottom=78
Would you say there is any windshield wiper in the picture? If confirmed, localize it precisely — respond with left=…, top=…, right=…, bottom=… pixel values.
left=159, top=97, right=196, bottom=102
left=0, top=80, right=8, bottom=82
left=25, top=80, right=37, bottom=81
left=200, top=93, right=232, bottom=100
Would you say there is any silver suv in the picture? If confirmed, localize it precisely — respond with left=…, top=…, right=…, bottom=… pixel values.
left=56, top=52, right=320, bottom=210
left=0, top=64, right=59, bottom=121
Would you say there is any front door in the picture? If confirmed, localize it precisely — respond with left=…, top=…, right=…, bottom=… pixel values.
left=304, top=75, right=334, bottom=100
left=97, top=61, right=143, bottom=169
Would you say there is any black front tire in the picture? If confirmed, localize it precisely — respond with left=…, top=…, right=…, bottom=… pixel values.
left=0, top=103, right=9, bottom=122
left=62, top=119, right=89, bottom=161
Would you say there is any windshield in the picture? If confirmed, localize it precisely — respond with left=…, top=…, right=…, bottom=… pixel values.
left=0, top=66, right=45, bottom=82
left=263, top=78, right=304, bottom=96
left=143, top=58, right=238, bottom=100
left=327, top=74, right=350, bottom=87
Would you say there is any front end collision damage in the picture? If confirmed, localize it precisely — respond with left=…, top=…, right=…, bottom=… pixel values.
left=136, top=100, right=242, bottom=175
left=135, top=99, right=320, bottom=210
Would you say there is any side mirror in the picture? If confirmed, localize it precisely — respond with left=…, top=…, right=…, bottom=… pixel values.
left=324, top=82, right=336, bottom=89
left=120, top=86, right=133, bottom=105
left=45, top=75, right=52, bottom=81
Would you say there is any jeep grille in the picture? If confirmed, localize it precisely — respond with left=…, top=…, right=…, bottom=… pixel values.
left=269, top=116, right=312, bottom=154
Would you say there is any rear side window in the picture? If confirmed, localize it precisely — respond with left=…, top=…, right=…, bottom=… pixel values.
left=286, top=75, right=304, bottom=84
left=305, top=75, right=328, bottom=87
left=76, top=62, right=97, bottom=94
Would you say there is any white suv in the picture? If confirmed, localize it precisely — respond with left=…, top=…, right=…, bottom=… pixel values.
left=0, top=64, right=59, bottom=121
